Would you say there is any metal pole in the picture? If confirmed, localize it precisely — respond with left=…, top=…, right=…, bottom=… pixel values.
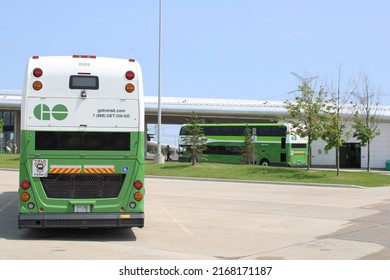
left=154, top=0, right=164, bottom=164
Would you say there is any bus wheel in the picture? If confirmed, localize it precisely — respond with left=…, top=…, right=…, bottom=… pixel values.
left=260, top=159, right=269, bottom=166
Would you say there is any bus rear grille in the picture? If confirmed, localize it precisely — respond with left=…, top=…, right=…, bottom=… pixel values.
left=41, top=174, right=125, bottom=199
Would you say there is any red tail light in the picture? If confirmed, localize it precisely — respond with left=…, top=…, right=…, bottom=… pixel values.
left=134, top=180, right=143, bottom=190
left=125, top=71, right=135, bottom=80
left=21, top=180, right=31, bottom=190
left=33, top=68, right=43, bottom=78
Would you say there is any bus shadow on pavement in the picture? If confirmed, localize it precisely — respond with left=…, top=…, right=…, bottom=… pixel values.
left=0, top=192, right=137, bottom=242
left=320, top=200, right=390, bottom=260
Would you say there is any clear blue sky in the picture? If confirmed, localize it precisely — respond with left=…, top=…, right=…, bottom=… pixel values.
left=1, top=0, right=390, bottom=105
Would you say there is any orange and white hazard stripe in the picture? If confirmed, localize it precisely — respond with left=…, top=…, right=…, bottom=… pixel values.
left=50, top=165, right=82, bottom=174
left=84, top=165, right=115, bottom=174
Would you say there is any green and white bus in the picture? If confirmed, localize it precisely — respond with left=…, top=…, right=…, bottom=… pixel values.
left=18, top=55, right=145, bottom=228
left=179, top=123, right=308, bottom=166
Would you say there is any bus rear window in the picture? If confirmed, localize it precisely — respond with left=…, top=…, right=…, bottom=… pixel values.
left=35, top=131, right=130, bottom=151
left=69, top=75, right=99, bottom=89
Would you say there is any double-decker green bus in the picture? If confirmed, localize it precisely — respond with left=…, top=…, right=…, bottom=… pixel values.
left=18, top=55, right=145, bottom=228
left=179, top=123, right=308, bottom=166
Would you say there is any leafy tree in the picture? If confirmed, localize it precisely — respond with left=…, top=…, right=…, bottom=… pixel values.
left=284, top=79, right=328, bottom=170
left=351, top=74, right=381, bottom=172
left=182, top=112, right=207, bottom=165
left=321, top=67, right=354, bottom=176
left=241, top=125, right=256, bottom=164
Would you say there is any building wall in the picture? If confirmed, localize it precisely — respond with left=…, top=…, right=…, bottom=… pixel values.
left=311, top=122, right=390, bottom=169
left=311, top=140, right=336, bottom=167
left=364, top=122, right=390, bottom=169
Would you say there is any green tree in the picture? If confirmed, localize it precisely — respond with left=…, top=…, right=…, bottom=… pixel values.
left=321, top=67, right=354, bottom=176
left=182, top=112, right=207, bottom=165
left=284, top=79, right=328, bottom=170
left=241, top=125, right=256, bottom=164
left=352, top=74, right=381, bottom=172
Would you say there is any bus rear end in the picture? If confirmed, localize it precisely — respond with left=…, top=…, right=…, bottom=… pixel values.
left=18, top=55, right=145, bottom=229
left=286, top=125, right=308, bottom=167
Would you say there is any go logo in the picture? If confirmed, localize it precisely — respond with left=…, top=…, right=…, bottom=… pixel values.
left=33, top=104, right=68, bottom=121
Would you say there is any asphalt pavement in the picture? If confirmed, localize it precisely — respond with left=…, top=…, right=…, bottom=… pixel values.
left=0, top=170, right=389, bottom=259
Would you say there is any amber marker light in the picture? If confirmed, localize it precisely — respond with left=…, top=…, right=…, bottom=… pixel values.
left=20, top=192, right=30, bottom=202
left=134, top=192, right=143, bottom=201
left=33, top=81, right=43, bottom=91
left=125, top=83, right=135, bottom=93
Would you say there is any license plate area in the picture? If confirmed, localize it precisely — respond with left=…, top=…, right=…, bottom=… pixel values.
left=74, top=204, right=91, bottom=213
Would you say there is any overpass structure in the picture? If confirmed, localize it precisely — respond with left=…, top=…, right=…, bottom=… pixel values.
left=2, top=89, right=390, bottom=169
left=2, top=90, right=288, bottom=124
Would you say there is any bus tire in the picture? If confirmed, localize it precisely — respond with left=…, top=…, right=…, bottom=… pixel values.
left=260, top=159, right=270, bottom=166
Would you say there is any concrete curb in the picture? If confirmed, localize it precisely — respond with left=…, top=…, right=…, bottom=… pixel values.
left=145, top=175, right=366, bottom=189
left=0, top=168, right=375, bottom=188
left=0, top=168, right=18, bottom=172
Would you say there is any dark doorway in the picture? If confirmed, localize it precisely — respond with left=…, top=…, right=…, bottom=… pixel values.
left=340, top=143, right=361, bottom=168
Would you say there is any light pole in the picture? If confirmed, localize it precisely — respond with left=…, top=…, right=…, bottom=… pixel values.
left=154, top=0, right=165, bottom=164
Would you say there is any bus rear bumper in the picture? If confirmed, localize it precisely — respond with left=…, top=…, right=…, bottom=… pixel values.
left=18, top=213, right=144, bottom=229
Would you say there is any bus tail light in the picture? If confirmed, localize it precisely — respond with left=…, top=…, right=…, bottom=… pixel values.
left=134, top=180, right=143, bottom=190
left=33, top=68, right=43, bottom=78
left=134, top=192, right=143, bottom=201
left=20, top=192, right=30, bottom=202
left=125, top=83, right=135, bottom=93
left=21, top=180, right=31, bottom=190
left=33, top=81, right=43, bottom=91
left=125, top=71, right=135, bottom=80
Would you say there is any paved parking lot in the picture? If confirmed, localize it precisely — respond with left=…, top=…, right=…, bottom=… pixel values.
left=0, top=170, right=389, bottom=259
